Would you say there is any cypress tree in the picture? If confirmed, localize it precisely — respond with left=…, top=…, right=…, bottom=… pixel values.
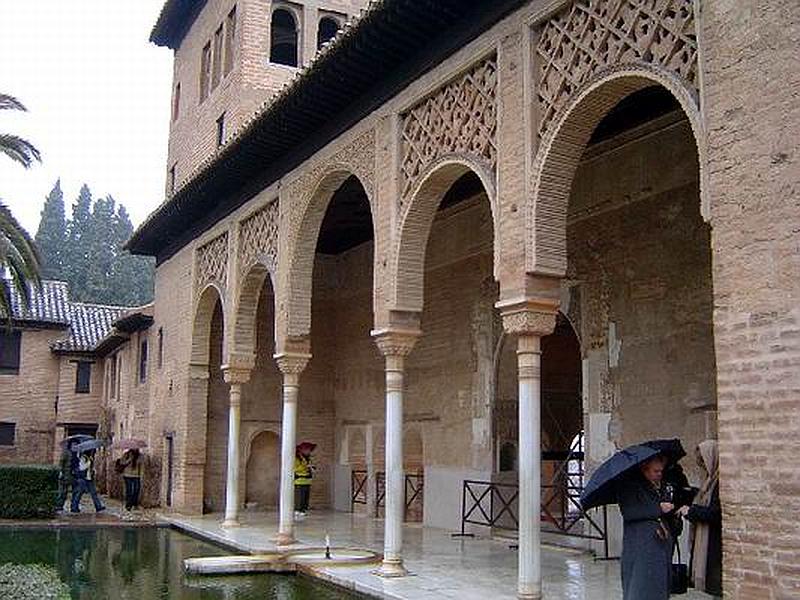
left=34, top=179, right=66, bottom=279
left=64, top=184, right=93, bottom=301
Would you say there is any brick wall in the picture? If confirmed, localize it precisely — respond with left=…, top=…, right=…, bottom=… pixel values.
left=703, top=1, right=800, bottom=597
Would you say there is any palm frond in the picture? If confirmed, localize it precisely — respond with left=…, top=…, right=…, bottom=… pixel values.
left=0, top=202, right=41, bottom=321
left=0, top=134, right=42, bottom=169
left=0, top=94, right=27, bottom=112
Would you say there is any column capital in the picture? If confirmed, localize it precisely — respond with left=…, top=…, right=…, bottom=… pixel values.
left=371, top=327, right=421, bottom=358
left=274, top=352, right=311, bottom=376
left=188, top=362, right=210, bottom=380
left=222, top=367, right=251, bottom=385
left=496, top=297, right=558, bottom=337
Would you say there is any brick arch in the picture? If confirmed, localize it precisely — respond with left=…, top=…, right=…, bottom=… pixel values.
left=529, top=65, right=707, bottom=277
left=285, top=169, right=375, bottom=338
left=392, top=156, right=497, bottom=313
left=233, top=262, right=277, bottom=357
left=191, top=283, right=226, bottom=366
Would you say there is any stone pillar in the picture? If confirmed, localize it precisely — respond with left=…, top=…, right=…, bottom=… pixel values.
left=372, top=328, right=420, bottom=577
left=499, top=299, right=557, bottom=600
left=274, top=352, right=311, bottom=545
left=221, top=358, right=253, bottom=528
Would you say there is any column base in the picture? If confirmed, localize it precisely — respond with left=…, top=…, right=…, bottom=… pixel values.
left=221, top=518, right=240, bottom=528
left=517, top=587, right=542, bottom=599
left=373, top=559, right=408, bottom=578
left=273, top=532, right=296, bottom=546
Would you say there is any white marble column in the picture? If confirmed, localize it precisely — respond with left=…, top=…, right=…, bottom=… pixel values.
left=499, top=300, right=556, bottom=600
left=221, top=366, right=251, bottom=528
left=372, top=328, right=419, bottom=577
left=274, top=352, right=310, bottom=545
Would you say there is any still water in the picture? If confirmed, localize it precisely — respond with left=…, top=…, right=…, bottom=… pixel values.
left=0, top=527, right=363, bottom=599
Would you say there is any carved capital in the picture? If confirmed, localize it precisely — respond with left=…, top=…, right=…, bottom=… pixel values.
left=274, top=352, right=311, bottom=376
left=223, top=352, right=256, bottom=373
left=222, top=366, right=252, bottom=385
left=497, top=298, right=558, bottom=337
left=188, top=363, right=210, bottom=381
left=371, top=327, right=421, bottom=358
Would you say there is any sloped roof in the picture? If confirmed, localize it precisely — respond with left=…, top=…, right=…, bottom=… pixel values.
left=150, top=0, right=206, bottom=49
left=51, top=302, right=128, bottom=354
left=1, top=280, right=71, bottom=326
left=130, top=0, right=526, bottom=261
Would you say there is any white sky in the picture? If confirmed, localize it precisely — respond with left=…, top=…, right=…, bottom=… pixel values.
left=0, top=1, right=173, bottom=235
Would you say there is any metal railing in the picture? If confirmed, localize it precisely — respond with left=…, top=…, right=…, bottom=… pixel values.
left=453, top=440, right=610, bottom=558
left=375, top=471, right=424, bottom=521
left=351, top=469, right=368, bottom=508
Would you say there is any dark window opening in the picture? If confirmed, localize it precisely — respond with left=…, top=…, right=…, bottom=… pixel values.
left=158, top=327, right=164, bottom=369
left=199, top=41, right=212, bottom=101
left=270, top=9, right=298, bottom=67
left=169, top=163, right=177, bottom=194
left=216, top=113, right=225, bottom=147
left=317, top=17, right=339, bottom=49
left=75, top=361, right=92, bottom=394
left=212, top=24, right=224, bottom=90
left=115, top=355, right=122, bottom=399
left=0, top=422, right=15, bottom=446
left=65, top=424, right=98, bottom=438
left=172, top=82, right=181, bottom=121
left=109, top=355, right=118, bottom=399
left=139, top=339, right=148, bottom=384
left=589, top=86, right=680, bottom=145
left=0, top=330, right=21, bottom=374
left=224, top=6, right=237, bottom=76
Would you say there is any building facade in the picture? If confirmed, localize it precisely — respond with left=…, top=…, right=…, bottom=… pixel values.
left=128, top=1, right=799, bottom=598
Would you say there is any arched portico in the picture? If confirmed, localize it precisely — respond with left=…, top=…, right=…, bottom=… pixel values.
left=529, top=65, right=707, bottom=277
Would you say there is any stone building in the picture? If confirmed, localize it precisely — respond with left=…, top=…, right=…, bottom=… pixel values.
left=0, top=281, right=127, bottom=463
left=128, top=0, right=799, bottom=598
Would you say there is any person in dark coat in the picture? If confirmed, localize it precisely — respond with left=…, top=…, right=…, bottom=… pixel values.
left=618, top=454, right=674, bottom=600
left=678, top=440, right=722, bottom=597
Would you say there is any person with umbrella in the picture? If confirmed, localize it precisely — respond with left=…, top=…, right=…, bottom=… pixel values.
left=294, top=441, right=316, bottom=519
left=55, top=435, right=89, bottom=511
left=115, top=439, right=146, bottom=512
left=70, top=439, right=105, bottom=513
left=581, top=440, right=682, bottom=600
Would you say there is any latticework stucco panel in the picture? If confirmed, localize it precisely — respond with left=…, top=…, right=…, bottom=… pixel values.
left=237, top=200, right=279, bottom=276
left=195, top=232, right=229, bottom=293
left=535, top=0, right=698, bottom=138
left=399, top=55, right=498, bottom=216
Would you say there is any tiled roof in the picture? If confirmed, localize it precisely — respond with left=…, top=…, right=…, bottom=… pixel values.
left=51, top=302, right=128, bottom=354
left=1, top=280, right=71, bottom=325
left=1, top=278, right=132, bottom=354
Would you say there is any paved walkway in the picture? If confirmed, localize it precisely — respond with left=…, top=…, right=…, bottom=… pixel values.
left=163, top=509, right=713, bottom=600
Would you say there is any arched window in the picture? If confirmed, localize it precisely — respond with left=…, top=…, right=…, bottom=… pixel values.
left=499, top=441, right=517, bottom=472
left=270, top=8, right=298, bottom=67
left=317, top=17, right=339, bottom=49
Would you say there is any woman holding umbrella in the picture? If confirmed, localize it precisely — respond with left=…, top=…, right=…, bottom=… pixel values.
left=71, top=439, right=106, bottom=513
left=115, top=439, right=147, bottom=512
left=294, top=441, right=316, bottom=519
left=581, top=440, right=684, bottom=600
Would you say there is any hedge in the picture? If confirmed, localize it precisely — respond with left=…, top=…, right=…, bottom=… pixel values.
left=0, top=465, right=59, bottom=519
left=0, top=564, right=70, bottom=599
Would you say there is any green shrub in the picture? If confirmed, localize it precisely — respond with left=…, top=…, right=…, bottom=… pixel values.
left=0, top=465, right=58, bottom=519
left=0, top=564, right=70, bottom=599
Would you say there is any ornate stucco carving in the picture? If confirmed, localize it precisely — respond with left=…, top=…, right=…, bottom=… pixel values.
left=371, top=327, right=421, bottom=358
left=196, top=232, right=228, bottom=292
left=238, top=200, right=279, bottom=274
left=284, top=129, right=376, bottom=239
left=536, top=0, right=698, bottom=137
left=399, top=55, right=498, bottom=212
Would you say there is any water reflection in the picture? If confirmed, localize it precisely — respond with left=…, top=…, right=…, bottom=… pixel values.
left=0, top=528, right=359, bottom=600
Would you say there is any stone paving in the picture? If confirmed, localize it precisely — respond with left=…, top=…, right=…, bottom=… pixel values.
left=163, top=509, right=714, bottom=600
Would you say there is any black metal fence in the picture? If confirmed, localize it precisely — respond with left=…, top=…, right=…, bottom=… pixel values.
left=351, top=470, right=424, bottom=521
left=351, top=469, right=368, bottom=508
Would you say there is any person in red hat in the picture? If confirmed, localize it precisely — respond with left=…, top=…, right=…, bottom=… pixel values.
left=294, top=442, right=316, bottom=519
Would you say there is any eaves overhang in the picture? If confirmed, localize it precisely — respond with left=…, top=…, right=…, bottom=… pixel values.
left=130, top=0, right=527, bottom=263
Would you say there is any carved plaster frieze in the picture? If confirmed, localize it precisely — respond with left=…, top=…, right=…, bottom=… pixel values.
left=196, top=232, right=229, bottom=292
left=536, top=0, right=698, bottom=137
left=498, top=298, right=558, bottom=337
left=274, top=352, right=312, bottom=376
left=399, top=56, right=498, bottom=214
left=238, top=201, right=279, bottom=275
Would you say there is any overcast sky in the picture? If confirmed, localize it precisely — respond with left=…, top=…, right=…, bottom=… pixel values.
left=0, top=1, right=173, bottom=235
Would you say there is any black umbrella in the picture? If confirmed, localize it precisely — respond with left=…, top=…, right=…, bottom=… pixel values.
left=643, top=438, right=686, bottom=464
left=580, top=443, right=661, bottom=510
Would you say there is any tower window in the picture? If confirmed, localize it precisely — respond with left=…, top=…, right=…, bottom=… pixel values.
left=172, top=83, right=181, bottom=121
left=270, top=9, right=298, bottom=67
left=212, top=24, right=223, bottom=90
left=224, top=6, right=237, bottom=76
left=317, top=17, right=339, bottom=49
left=216, top=113, right=225, bottom=147
left=199, top=41, right=212, bottom=101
